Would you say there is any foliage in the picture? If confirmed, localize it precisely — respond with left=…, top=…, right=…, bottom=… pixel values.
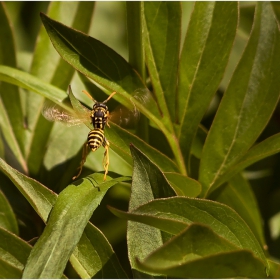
left=1, top=1, right=280, bottom=278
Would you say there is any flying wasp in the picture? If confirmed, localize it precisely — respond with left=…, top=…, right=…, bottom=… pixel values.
left=43, top=86, right=120, bottom=181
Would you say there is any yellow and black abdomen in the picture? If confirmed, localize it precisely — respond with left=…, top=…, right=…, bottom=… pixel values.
left=87, top=129, right=105, bottom=152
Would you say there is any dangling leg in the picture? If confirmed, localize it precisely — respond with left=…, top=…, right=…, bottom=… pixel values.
left=72, top=142, right=89, bottom=180
left=102, top=139, right=110, bottom=181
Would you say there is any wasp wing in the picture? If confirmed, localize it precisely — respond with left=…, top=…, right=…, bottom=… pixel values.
left=42, top=104, right=91, bottom=127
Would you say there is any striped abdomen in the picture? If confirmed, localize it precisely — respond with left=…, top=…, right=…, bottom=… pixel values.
left=87, top=129, right=105, bottom=151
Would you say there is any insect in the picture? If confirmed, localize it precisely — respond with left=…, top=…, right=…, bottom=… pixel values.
left=43, top=87, right=117, bottom=181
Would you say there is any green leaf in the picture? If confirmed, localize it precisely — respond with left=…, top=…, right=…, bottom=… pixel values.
left=0, top=189, right=18, bottom=234
left=178, top=2, right=238, bottom=168
left=0, top=66, right=68, bottom=107
left=39, top=12, right=153, bottom=113
left=71, top=224, right=128, bottom=279
left=137, top=249, right=266, bottom=278
left=0, top=157, right=57, bottom=221
left=143, top=2, right=181, bottom=123
left=0, top=159, right=127, bottom=278
left=23, top=174, right=130, bottom=278
left=0, top=227, right=32, bottom=279
left=271, top=2, right=280, bottom=26
left=199, top=2, right=280, bottom=197
left=127, top=145, right=176, bottom=276
left=110, top=196, right=268, bottom=269
left=107, top=123, right=179, bottom=173
left=126, top=2, right=145, bottom=79
left=0, top=3, right=26, bottom=173
left=212, top=174, right=265, bottom=246
left=164, top=172, right=201, bottom=197
left=213, top=133, right=280, bottom=190
left=268, top=259, right=280, bottom=279
left=135, top=223, right=266, bottom=278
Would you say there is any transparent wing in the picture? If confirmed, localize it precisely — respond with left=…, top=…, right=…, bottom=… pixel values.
left=42, top=104, right=91, bottom=127
left=109, top=88, right=153, bottom=127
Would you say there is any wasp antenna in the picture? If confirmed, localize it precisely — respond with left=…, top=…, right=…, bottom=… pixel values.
left=82, top=90, right=97, bottom=102
left=103, top=91, right=117, bottom=103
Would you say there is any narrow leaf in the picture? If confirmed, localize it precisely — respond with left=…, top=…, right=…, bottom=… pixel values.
left=143, top=2, right=181, bottom=122
left=199, top=2, right=280, bottom=197
left=178, top=2, right=238, bottom=167
left=212, top=174, right=265, bottom=246
left=213, top=133, right=280, bottom=189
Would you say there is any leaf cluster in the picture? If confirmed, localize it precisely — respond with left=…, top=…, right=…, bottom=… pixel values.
left=1, top=1, right=280, bottom=278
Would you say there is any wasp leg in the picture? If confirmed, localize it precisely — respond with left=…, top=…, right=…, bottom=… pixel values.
left=102, top=139, right=110, bottom=181
left=72, top=142, right=89, bottom=180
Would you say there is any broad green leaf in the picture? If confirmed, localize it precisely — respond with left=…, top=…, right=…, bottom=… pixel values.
left=136, top=223, right=266, bottom=278
left=127, top=145, right=176, bottom=276
left=0, top=189, right=18, bottom=234
left=0, top=227, right=32, bottom=279
left=199, top=2, right=280, bottom=197
left=23, top=175, right=130, bottom=279
left=26, top=2, right=95, bottom=176
left=39, top=12, right=160, bottom=117
left=143, top=2, right=181, bottom=123
left=0, top=159, right=128, bottom=278
left=211, top=174, right=265, bottom=246
left=213, top=133, right=280, bottom=190
left=0, top=3, right=26, bottom=173
left=137, top=249, right=266, bottom=278
left=110, top=196, right=268, bottom=269
left=164, top=172, right=201, bottom=197
left=178, top=2, right=238, bottom=168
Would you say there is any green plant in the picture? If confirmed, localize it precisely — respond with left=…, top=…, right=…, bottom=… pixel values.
left=1, top=1, right=280, bottom=278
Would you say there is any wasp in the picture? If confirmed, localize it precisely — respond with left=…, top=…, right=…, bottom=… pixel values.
left=43, top=88, right=117, bottom=181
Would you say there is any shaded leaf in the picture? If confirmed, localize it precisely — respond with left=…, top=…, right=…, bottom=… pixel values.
left=0, top=3, right=26, bottom=173
left=0, top=189, right=18, bottom=234
left=0, top=227, right=32, bottom=278
left=212, top=173, right=265, bottom=246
